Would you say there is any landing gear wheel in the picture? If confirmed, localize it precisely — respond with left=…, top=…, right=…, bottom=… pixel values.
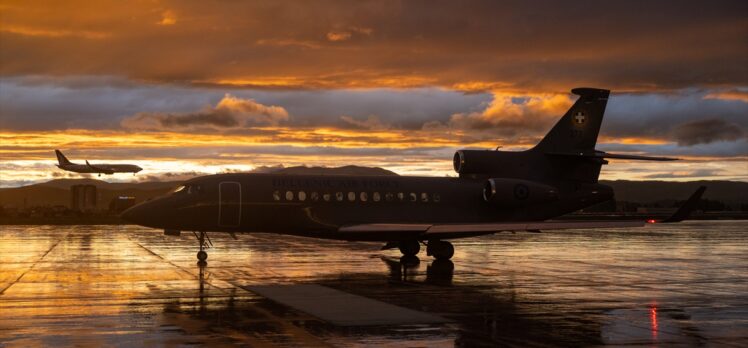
left=398, top=240, right=420, bottom=257
left=427, top=240, right=454, bottom=260
left=194, top=231, right=212, bottom=264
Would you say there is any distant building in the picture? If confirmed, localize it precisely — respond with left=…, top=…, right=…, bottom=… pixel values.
left=109, top=196, right=136, bottom=213
left=71, top=184, right=97, bottom=212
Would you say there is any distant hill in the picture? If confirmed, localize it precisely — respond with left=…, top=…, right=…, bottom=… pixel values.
left=601, top=180, right=748, bottom=207
left=273, top=165, right=398, bottom=176
left=1, top=168, right=745, bottom=209
left=0, top=180, right=179, bottom=209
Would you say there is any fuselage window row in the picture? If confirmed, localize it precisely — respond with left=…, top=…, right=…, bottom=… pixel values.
left=272, top=190, right=440, bottom=203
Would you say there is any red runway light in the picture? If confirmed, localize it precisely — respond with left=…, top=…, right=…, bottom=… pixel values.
left=650, top=304, right=658, bottom=340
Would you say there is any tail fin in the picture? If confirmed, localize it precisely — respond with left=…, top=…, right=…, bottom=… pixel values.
left=535, top=88, right=610, bottom=154
left=55, top=149, right=72, bottom=165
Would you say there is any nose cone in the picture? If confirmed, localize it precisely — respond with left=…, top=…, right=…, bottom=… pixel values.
left=135, top=166, right=143, bottom=172
left=121, top=201, right=161, bottom=228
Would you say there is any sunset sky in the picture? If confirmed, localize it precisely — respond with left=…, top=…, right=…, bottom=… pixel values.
left=1, top=0, right=746, bottom=187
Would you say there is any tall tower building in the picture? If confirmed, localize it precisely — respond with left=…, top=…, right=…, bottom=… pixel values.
left=71, top=184, right=97, bottom=212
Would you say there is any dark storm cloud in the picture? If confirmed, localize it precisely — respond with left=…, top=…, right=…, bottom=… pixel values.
left=600, top=90, right=748, bottom=144
left=94, top=145, right=450, bottom=161
left=671, top=119, right=745, bottom=146
left=0, top=77, right=490, bottom=131
left=0, top=77, right=219, bottom=130
left=597, top=140, right=748, bottom=158
left=1, top=0, right=746, bottom=91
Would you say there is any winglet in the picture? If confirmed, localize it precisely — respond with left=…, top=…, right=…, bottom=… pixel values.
left=661, top=186, right=707, bottom=223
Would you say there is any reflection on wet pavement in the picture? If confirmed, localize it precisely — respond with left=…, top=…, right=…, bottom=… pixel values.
left=0, top=221, right=746, bottom=346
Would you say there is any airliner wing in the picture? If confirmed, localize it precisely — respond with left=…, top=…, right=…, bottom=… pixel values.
left=338, top=220, right=644, bottom=237
left=86, top=160, right=115, bottom=174
left=423, top=220, right=644, bottom=235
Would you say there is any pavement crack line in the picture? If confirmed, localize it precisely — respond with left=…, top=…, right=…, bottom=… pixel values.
left=0, top=236, right=65, bottom=295
left=129, top=238, right=335, bottom=347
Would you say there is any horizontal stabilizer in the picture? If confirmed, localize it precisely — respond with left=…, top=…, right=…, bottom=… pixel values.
left=547, top=151, right=678, bottom=161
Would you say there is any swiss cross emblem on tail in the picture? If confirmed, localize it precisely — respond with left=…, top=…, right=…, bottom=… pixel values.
left=573, top=111, right=586, bottom=125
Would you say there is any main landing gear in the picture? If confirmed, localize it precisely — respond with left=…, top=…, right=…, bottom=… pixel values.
left=397, top=240, right=454, bottom=260
left=427, top=240, right=455, bottom=260
left=194, top=231, right=212, bottom=264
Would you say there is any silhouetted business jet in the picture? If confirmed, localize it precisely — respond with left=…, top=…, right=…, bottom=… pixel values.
left=122, top=88, right=697, bottom=263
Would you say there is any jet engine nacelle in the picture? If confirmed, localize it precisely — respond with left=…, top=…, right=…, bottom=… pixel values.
left=453, top=150, right=505, bottom=175
left=483, top=178, right=559, bottom=206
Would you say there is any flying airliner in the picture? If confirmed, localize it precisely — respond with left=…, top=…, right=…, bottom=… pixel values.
left=122, top=88, right=690, bottom=263
left=55, top=149, right=142, bottom=176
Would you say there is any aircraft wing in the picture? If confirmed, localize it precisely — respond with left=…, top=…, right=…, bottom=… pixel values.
left=86, top=160, right=115, bottom=174
left=338, top=220, right=644, bottom=238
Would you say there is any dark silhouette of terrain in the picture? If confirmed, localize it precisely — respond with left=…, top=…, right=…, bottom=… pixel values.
left=1, top=166, right=746, bottom=221
left=601, top=180, right=748, bottom=209
left=0, top=166, right=398, bottom=209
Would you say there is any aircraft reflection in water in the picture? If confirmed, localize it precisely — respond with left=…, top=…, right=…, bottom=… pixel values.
left=380, top=256, right=455, bottom=286
left=122, top=88, right=691, bottom=263
left=55, top=149, right=142, bottom=176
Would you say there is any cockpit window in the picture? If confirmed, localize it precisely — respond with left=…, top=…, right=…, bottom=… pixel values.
left=173, top=184, right=202, bottom=194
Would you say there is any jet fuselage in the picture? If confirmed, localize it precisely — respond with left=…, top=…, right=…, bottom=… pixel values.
left=122, top=172, right=613, bottom=241
left=57, top=163, right=142, bottom=174
left=55, top=149, right=142, bottom=175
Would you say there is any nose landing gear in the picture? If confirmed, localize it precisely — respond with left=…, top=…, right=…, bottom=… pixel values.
left=194, top=231, right=212, bottom=264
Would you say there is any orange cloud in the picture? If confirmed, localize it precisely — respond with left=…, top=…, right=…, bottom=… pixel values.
left=704, top=90, right=748, bottom=103
left=1, top=25, right=110, bottom=39
left=255, top=39, right=322, bottom=49
left=326, top=31, right=351, bottom=42
left=1, top=1, right=745, bottom=92
left=445, top=93, right=573, bottom=136
left=121, top=94, right=289, bottom=130
left=157, top=10, right=177, bottom=26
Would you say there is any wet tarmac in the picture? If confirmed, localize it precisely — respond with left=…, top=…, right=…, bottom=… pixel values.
left=1, top=221, right=746, bottom=347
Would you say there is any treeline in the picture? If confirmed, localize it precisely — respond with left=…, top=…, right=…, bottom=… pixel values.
left=584, top=199, right=747, bottom=213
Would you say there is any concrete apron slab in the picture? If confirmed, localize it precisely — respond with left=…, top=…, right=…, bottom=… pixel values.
left=247, top=284, right=448, bottom=326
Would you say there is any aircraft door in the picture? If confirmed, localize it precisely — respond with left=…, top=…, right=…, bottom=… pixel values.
left=218, top=182, right=241, bottom=227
